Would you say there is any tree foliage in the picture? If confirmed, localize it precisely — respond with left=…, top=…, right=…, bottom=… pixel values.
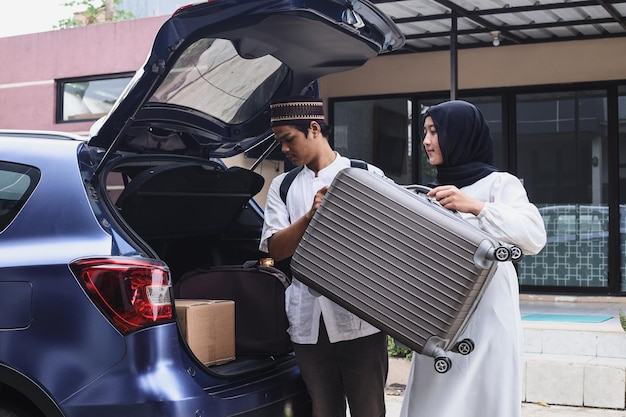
left=388, top=336, right=413, bottom=359
left=56, top=0, right=134, bottom=29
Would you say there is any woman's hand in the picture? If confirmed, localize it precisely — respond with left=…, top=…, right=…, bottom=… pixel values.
left=427, top=185, right=485, bottom=216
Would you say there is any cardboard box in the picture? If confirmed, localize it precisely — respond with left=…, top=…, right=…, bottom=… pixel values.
left=175, top=299, right=235, bottom=366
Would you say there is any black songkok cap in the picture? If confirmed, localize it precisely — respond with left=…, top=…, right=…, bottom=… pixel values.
left=270, top=96, right=325, bottom=127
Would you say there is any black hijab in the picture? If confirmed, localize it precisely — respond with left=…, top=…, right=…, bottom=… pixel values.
left=425, top=100, right=498, bottom=188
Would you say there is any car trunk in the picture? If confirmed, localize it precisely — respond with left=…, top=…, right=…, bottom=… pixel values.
left=104, top=155, right=294, bottom=374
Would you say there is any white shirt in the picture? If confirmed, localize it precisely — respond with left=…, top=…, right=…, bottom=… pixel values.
left=260, top=153, right=384, bottom=344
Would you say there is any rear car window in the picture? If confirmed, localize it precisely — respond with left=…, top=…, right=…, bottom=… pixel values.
left=149, top=38, right=287, bottom=124
left=0, top=162, right=41, bottom=232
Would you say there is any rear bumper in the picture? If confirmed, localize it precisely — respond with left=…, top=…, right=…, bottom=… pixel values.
left=60, top=324, right=311, bottom=417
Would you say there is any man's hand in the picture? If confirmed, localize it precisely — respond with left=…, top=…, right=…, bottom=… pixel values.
left=307, top=185, right=329, bottom=220
left=270, top=185, right=331, bottom=261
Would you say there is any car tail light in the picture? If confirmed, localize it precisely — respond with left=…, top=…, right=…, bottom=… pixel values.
left=70, top=257, right=174, bottom=334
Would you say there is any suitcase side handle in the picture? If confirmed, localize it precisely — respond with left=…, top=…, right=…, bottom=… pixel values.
left=404, top=184, right=449, bottom=209
left=404, top=184, right=432, bottom=194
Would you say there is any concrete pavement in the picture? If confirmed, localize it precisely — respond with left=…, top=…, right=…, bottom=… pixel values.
left=380, top=357, right=626, bottom=417
left=383, top=392, right=626, bottom=417
left=521, top=402, right=626, bottom=416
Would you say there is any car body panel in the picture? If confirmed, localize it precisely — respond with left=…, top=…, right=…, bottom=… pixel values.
left=58, top=325, right=309, bottom=417
left=0, top=138, right=112, bottom=265
left=0, top=130, right=85, bottom=141
left=0, top=136, right=126, bottom=403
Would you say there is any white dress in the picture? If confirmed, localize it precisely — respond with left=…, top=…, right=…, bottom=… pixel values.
left=399, top=172, right=547, bottom=417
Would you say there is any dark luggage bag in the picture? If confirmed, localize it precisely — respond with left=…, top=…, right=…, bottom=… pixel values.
left=290, top=168, right=517, bottom=373
left=175, top=264, right=292, bottom=357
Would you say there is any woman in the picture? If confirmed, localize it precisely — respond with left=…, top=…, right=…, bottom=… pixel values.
left=400, top=100, right=546, bottom=417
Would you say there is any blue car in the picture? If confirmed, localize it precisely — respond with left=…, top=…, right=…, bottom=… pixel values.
left=0, top=2, right=404, bottom=417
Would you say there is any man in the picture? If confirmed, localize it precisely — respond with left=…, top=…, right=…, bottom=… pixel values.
left=259, top=96, right=388, bottom=417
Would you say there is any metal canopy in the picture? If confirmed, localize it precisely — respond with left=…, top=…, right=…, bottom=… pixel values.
left=371, top=0, right=626, bottom=53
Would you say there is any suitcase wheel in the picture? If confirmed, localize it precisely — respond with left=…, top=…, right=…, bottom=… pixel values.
left=510, top=246, right=524, bottom=263
left=434, top=356, right=452, bottom=374
left=493, top=246, right=512, bottom=262
left=452, top=338, right=475, bottom=355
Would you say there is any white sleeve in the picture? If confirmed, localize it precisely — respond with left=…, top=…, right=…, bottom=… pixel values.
left=475, top=174, right=547, bottom=255
left=259, top=174, right=291, bottom=253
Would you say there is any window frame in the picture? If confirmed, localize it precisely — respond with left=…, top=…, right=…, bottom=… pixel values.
left=55, top=72, right=134, bottom=124
left=0, top=161, right=41, bottom=233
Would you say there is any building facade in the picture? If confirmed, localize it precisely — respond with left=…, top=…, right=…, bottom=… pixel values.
left=0, top=16, right=168, bottom=134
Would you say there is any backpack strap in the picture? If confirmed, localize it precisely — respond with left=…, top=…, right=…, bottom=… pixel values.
left=279, top=159, right=368, bottom=204
left=279, top=165, right=305, bottom=204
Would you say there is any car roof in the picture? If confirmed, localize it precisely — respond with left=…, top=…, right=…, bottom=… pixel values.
left=87, top=0, right=404, bottom=166
left=0, top=130, right=86, bottom=141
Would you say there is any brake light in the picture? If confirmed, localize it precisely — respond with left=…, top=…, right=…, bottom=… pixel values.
left=70, top=257, right=173, bottom=334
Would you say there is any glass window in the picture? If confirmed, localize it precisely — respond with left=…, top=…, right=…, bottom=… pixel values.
left=619, top=85, right=626, bottom=292
left=329, top=85, right=625, bottom=294
left=332, top=98, right=413, bottom=184
left=0, top=162, right=41, bottom=233
left=516, top=90, right=609, bottom=288
left=150, top=38, right=287, bottom=125
left=58, top=74, right=133, bottom=122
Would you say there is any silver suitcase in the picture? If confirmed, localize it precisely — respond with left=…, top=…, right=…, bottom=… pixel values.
left=290, top=168, right=518, bottom=373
